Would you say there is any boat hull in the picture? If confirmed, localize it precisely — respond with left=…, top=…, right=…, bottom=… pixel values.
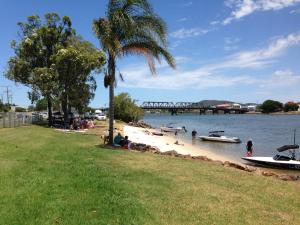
left=199, top=136, right=241, bottom=143
left=161, top=127, right=183, bottom=132
left=242, top=157, right=300, bottom=170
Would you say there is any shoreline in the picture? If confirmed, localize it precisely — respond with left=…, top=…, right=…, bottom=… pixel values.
left=124, top=124, right=300, bottom=180
left=124, top=125, right=235, bottom=163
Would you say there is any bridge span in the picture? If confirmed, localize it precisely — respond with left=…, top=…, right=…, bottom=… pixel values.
left=140, top=101, right=248, bottom=115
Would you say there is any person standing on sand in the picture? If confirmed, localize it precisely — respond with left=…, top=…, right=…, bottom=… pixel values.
left=192, top=129, right=197, bottom=138
left=246, top=139, right=253, bottom=157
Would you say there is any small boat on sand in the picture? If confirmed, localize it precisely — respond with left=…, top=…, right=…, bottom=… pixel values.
left=242, top=144, right=300, bottom=170
left=160, top=126, right=186, bottom=133
left=198, top=131, right=241, bottom=143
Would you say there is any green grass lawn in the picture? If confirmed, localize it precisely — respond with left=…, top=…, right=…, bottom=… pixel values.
left=1, top=126, right=300, bottom=225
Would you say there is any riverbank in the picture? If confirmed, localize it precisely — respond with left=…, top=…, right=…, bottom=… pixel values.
left=124, top=125, right=232, bottom=162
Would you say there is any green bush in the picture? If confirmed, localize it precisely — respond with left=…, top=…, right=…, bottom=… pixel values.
left=284, top=102, right=299, bottom=112
left=260, top=100, right=283, bottom=113
left=114, top=93, right=144, bottom=123
left=15, top=107, right=27, bottom=112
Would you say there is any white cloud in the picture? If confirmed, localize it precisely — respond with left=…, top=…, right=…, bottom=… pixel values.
left=177, top=17, right=188, bottom=22
left=259, top=70, right=300, bottom=87
left=223, top=0, right=300, bottom=25
left=290, top=8, right=300, bottom=13
left=183, top=1, right=193, bottom=7
left=220, top=33, right=300, bottom=68
left=224, top=37, right=241, bottom=51
left=119, top=33, right=300, bottom=90
left=210, top=21, right=220, bottom=26
left=170, top=28, right=210, bottom=39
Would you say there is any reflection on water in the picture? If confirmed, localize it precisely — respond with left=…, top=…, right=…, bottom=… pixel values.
left=143, top=113, right=300, bottom=174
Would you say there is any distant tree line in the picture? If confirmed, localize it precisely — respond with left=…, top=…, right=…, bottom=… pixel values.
left=259, top=100, right=299, bottom=113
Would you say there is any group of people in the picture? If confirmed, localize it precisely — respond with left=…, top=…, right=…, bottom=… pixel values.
left=70, top=118, right=95, bottom=130
left=114, top=133, right=130, bottom=147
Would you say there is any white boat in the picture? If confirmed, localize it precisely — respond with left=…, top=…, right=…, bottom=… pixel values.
left=198, top=131, right=241, bottom=143
left=242, top=143, right=300, bottom=170
left=242, top=156, right=300, bottom=170
left=160, top=126, right=186, bottom=132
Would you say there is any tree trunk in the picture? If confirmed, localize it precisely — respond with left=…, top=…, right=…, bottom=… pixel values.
left=108, top=55, right=115, bottom=145
left=47, top=95, right=53, bottom=127
left=62, top=94, right=69, bottom=128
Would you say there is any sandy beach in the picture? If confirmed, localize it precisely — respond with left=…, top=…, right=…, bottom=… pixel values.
left=124, top=125, right=232, bottom=162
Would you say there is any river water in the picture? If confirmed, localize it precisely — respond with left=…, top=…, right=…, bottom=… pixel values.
left=143, top=113, right=300, bottom=164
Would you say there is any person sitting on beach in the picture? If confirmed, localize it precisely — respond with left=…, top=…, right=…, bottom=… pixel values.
left=114, top=133, right=124, bottom=146
left=192, top=129, right=197, bottom=138
left=120, top=136, right=131, bottom=148
left=246, top=139, right=253, bottom=157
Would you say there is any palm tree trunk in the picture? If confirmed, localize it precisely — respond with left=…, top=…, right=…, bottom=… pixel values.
left=108, top=54, right=115, bottom=145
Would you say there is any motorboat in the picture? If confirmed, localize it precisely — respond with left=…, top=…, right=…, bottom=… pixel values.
left=198, top=131, right=241, bottom=143
left=242, top=144, right=300, bottom=170
left=160, top=126, right=186, bottom=133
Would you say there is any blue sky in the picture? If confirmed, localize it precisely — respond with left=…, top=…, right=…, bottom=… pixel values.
left=1, top=0, right=300, bottom=107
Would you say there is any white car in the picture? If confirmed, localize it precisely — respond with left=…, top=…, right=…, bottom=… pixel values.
left=39, top=112, right=48, bottom=119
left=95, top=113, right=107, bottom=121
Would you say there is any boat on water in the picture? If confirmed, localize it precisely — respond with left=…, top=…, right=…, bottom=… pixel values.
left=198, top=131, right=241, bottom=143
left=160, top=126, right=186, bottom=133
left=242, top=145, right=300, bottom=170
left=242, top=130, right=300, bottom=170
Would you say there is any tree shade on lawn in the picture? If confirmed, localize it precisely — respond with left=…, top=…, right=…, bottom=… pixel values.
left=93, top=0, right=176, bottom=145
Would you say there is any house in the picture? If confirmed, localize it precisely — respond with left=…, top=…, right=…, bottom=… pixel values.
left=232, top=103, right=241, bottom=109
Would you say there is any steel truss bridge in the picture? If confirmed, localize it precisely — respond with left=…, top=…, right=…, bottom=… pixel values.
left=140, top=101, right=248, bottom=114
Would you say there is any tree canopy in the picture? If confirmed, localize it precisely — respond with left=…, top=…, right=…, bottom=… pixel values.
left=284, top=102, right=299, bottom=112
left=6, top=13, right=106, bottom=125
left=260, top=100, right=283, bottom=113
left=114, top=93, right=144, bottom=123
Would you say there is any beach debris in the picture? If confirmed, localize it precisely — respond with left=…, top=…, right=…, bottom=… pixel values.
left=174, top=140, right=184, bottom=146
left=128, top=121, right=152, bottom=129
left=278, top=174, right=300, bottom=181
left=152, top=131, right=164, bottom=136
left=160, top=150, right=179, bottom=157
left=261, top=171, right=278, bottom=177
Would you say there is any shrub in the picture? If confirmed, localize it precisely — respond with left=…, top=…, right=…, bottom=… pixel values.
left=284, top=102, right=299, bottom=112
left=260, top=100, right=283, bottom=113
left=114, top=93, right=144, bottom=123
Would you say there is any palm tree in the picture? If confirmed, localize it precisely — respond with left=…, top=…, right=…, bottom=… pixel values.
left=93, top=0, right=175, bottom=145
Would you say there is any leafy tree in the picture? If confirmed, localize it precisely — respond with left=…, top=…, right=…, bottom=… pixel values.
left=35, top=98, right=60, bottom=112
left=35, top=98, right=48, bottom=111
left=0, top=101, right=11, bottom=112
left=15, top=107, right=27, bottom=112
left=93, top=0, right=175, bottom=144
left=261, top=100, right=283, bottom=113
left=284, top=102, right=299, bottom=112
left=6, top=13, right=75, bottom=126
left=114, top=93, right=144, bottom=123
left=27, top=105, right=35, bottom=112
left=52, top=38, right=105, bottom=123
